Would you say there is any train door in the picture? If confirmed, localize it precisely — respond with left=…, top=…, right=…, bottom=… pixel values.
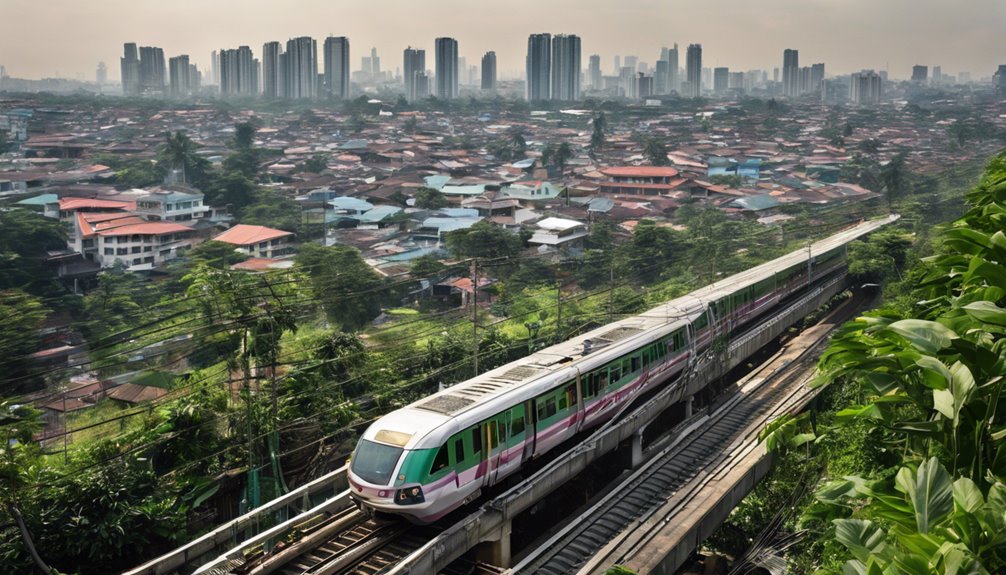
left=574, top=369, right=585, bottom=433
left=496, top=405, right=527, bottom=481
left=482, top=414, right=506, bottom=487
left=528, top=399, right=539, bottom=458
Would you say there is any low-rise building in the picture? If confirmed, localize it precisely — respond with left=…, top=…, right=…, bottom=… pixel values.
left=213, top=224, right=295, bottom=258
left=130, top=186, right=209, bottom=221
left=73, top=212, right=197, bottom=269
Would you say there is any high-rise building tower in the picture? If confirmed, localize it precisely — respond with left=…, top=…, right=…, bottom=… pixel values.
left=138, top=46, right=166, bottom=95
left=262, top=41, right=284, bottom=99
left=587, top=54, right=601, bottom=91
left=403, top=47, right=427, bottom=102
left=782, top=49, right=799, bottom=97
left=526, top=33, right=552, bottom=101
left=713, top=67, right=729, bottom=94
left=283, top=37, right=317, bottom=99
left=685, top=44, right=702, bottom=97
left=168, top=55, right=191, bottom=97
left=932, top=65, right=943, bottom=85
left=911, top=65, right=928, bottom=83
left=551, top=34, right=580, bottom=101
left=810, top=63, right=825, bottom=94
left=96, top=62, right=107, bottom=86
left=219, top=46, right=257, bottom=97
left=121, top=43, right=141, bottom=96
left=655, top=60, right=669, bottom=94
left=481, top=51, right=497, bottom=91
left=993, top=65, right=1006, bottom=94
left=850, top=70, right=883, bottom=105
left=435, top=37, right=459, bottom=99
left=668, top=43, right=679, bottom=93
left=323, top=36, right=350, bottom=100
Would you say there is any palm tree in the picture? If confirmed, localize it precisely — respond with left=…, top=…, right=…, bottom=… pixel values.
left=509, top=128, right=527, bottom=158
left=590, top=112, right=607, bottom=154
left=162, top=131, right=208, bottom=186
left=553, top=142, right=574, bottom=176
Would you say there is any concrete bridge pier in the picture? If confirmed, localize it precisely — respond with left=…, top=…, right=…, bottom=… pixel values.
left=476, top=517, right=512, bottom=567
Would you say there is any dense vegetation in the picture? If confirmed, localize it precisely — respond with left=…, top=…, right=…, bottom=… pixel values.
left=709, top=151, right=1006, bottom=574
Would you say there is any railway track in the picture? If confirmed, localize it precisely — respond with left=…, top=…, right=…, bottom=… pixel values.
left=513, top=298, right=856, bottom=575
left=235, top=507, right=440, bottom=575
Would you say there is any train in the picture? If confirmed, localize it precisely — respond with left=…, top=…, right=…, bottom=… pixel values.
left=347, top=215, right=899, bottom=523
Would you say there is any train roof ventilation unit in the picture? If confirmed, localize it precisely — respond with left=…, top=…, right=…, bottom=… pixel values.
left=415, top=395, right=475, bottom=415
left=495, top=365, right=541, bottom=383
left=583, top=326, right=644, bottom=354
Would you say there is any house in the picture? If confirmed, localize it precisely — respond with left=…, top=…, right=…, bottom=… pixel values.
left=598, top=166, right=683, bottom=196
left=528, top=217, right=589, bottom=255
left=73, top=212, right=198, bottom=269
left=130, top=186, right=210, bottom=222
left=213, top=224, right=295, bottom=258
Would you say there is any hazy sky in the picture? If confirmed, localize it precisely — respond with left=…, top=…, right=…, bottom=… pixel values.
left=3, top=0, right=1005, bottom=81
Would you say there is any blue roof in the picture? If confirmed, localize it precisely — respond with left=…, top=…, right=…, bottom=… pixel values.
left=15, top=193, right=58, bottom=206
left=441, top=185, right=488, bottom=196
left=382, top=246, right=446, bottom=262
left=329, top=197, right=374, bottom=211
left=358, top=205, right=403, bottom=223
left=587, top=197, right=615, bottom=212
left=729, top=195, right=781, bottom=211
left=436, top=208, right=480, bottom=218
left=421, top=217, right=482, bottom=232
left=339, top=139, right=370, bottom=150
left=423, top=175, right=452, bottom=190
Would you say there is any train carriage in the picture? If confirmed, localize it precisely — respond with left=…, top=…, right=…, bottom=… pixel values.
left=347, top=216, right=898, bottom=523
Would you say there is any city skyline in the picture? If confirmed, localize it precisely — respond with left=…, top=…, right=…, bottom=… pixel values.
left=3, top=0, right=1006, bottom=81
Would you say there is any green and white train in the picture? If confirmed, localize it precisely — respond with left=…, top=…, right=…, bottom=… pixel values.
left=348, top=215, right=898, bottom=523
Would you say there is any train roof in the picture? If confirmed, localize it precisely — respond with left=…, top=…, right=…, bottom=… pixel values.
left=365, top=215, right=900, bottom=450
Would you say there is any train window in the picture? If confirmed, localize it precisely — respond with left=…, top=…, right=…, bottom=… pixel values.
left=454, top=437, right=465, bottom=464
left=471, top=428, right=482, bottom=455
left=511, top=414, right=525, bottom=436
left=621, top=359, right=631, bottom=377
left=600, top=371, right=609, bottom=388
left=488, top=421, right=499, bottom=450
left=565, top=385, right=576, bottom=409
left=609, top=364, right=621, bottom=382
left=545, top=398, right=557, bottom=418
left=631, top=355, right=641, bottom=373
left=431, top=444, right=450, bottom=474
left=642, top=349, right=651, bottom=366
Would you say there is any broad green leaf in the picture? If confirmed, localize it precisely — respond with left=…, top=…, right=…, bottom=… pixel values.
left=892, top=553, right=933, bottom=575
left=953, top=477, right=985, bottom=513
left=842, top=560, right=867, bottom=575
left=834, top=518, right=887, bottom=563
left=962, top=301, right=1006, bottom=326
left=915, top=355, right=952, bottom=390
left=901, top=457, right=954, bottom=534
left=816, top=478, right=859, bottom=503
left=835, top=403, right=886, bottom=424
left=885, top=319, right=958, bottom=354
left=933, top=362, right=976, bottom=428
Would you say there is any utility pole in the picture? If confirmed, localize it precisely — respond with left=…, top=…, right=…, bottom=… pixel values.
left=471, top=259, right=479, bottom=377
left=609, top=265, right=615, bottom=323
left=556, top=281, right=562, bottom=343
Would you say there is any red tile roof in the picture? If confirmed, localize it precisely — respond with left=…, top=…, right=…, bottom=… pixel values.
left=58, top=197, right=132, bottom=211
left=214, top=224, right=294, bottom=246
left=96, top=222, right=192, bottom=237
left=107, top=383, right=168, bottom=404
left=601, top=166, right=680, bottom=178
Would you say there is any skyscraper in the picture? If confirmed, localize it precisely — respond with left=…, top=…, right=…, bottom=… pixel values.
left=210, top=50, right=220, bottom=86
left=435, top=37, right=459, bottom=99
left=526, top=33, right=551, bottom=101
left=655, top=60, right=669, bottom=94
left=993, top=65, right=1006, bottom=94
left=139, top=46, right=166, bottom=95
left=667, top=43, right=679, bottom=93
left=588, top=54, right=601, bottom=91
left=850, top=70, right=883, bottom=105
left=685, top=44, right=702, bottom=97
left=810, top=63, right=825, bottom=94
left=285, top=37, right=318, bottom=99
left=219, top=46, right=257, bottom=97
left=403, top=47, right=427, bottom=102
left=783, top=49, right=799, bottom=97
left=551, top=34, right=580, bottom=101
left=481, top=51, right=497, bottom=91
left=96, top=62, right=107, bottom=86
left=713, top=67, right=729, bottom=94
left=121, top=43, right=141, bottom=96
left=323, top=36, right=350, bottom=100
left=262, top=41, right=284, bottom=99
left=168, top=55, right=191, bottom=97
left=911, top=65, right=928, bottom=83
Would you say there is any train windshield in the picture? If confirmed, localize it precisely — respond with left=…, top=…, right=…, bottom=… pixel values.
left=351, top=439, right=404, bottom=486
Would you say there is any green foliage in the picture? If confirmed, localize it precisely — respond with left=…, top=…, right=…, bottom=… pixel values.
left=300, top=154, right=328, bottom=174
left=444, top=221, right=529, bottom=260
left=410, top=254, right=447, bottom=280
left=0, top=209, right=69, bottom=293
left=204, top=171, right=257, bottom=213
left=709, top=174, right=745, bottom=188
left=642, top=137, right=669, bottom=166
left=185, top=240, right=249, bottom=269
left=160, top=131, right=210, bottom=188
left=295, top=243, right=384, bottom=331
left=618, top=219, right=680, bottom=284
left=239, top=190, right=303, bottom=235
left=414, top=187, right=448, bottom=209
left=0, top=291, right=48, bottom=394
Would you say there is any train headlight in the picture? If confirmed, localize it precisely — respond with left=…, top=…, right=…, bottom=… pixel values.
left=395, top=485, right=425, bottom=505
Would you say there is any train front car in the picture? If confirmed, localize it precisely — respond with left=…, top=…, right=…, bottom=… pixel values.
left=347, top=407, right=460, bottom=524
